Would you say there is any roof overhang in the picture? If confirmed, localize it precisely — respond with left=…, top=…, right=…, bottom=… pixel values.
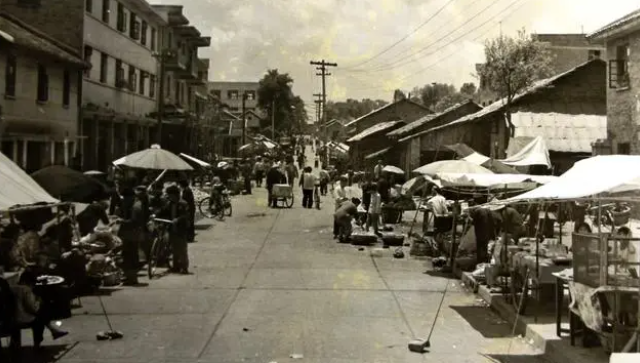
left=588, top=13, right=640, bottom=41
left=191, top=36, right=211, bottom=47
left=174, top=25, right=201, bottom=38
left=151, top=5, right=189, bottom=26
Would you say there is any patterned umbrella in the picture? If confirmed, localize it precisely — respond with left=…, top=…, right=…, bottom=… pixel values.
left=113, top=144, right=193, bottom=171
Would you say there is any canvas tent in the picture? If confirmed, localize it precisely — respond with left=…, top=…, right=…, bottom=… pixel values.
left=0, top=151, right=57, bottom=210
left=499, top=136, right=552, bottom=168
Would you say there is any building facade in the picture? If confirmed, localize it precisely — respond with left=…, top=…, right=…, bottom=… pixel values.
left=208, top=81, right=259, bottom=114
left=344, top=98, right=432, bottom=136
left=588, top=10, right=640, bottom=155
left=0, top=13, right=87, bottom=172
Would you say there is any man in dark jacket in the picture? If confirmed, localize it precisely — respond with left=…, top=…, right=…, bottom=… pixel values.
left=158, top=185, right=190, bottom=274
left=468, top=206, right=496, bottom=264
left=266, top=163, right=286, bottom=208
left=179, top=180, right=196, bottom=242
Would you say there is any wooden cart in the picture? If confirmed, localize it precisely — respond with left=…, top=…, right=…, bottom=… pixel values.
left=272, top=184, right=294, bottom=208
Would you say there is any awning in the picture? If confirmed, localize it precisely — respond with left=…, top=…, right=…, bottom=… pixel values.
left=179, top=153, right=211, bottom=167
left=463, top=152, right=490, bottom=165
left=0, top=151, right=57, bottom=211
left=0, top=29, right=14, bottom=43
left=436, top=173, right=556, bottom=189
left=365, top=147, right=391, bottom=160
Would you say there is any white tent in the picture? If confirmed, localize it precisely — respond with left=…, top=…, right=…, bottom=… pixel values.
left=501, top=155, right=640, bottom=202
left=436, top=173, right=556, bottom=189
left=499, top=136, right=552, bottom=168
left=0, top=151, right=57, bottom=210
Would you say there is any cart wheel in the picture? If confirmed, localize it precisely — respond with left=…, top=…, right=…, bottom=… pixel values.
left=510, top=270, right=529, bottom=315
left=198, top=197, right=214, bottom=219
left=285, top=195, right=294, bottom=208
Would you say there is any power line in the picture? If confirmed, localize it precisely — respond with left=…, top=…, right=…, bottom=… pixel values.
left=343, top=0, right=459, bottom=70
left=349, top=0, right=515, bottom=73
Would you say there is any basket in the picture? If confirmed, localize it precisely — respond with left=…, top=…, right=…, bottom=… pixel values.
left=382, top=234, right=404, bottom=247
left=272, top=184, right=292, bottom=198
left=350, top=233, right=377, bottom=246
left=611, top=207, right=631, bottom=226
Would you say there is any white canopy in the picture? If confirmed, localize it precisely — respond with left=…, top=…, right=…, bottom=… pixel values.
left=502, top=155, right=640, bottom=202
left=0, top=151, right=57, bottom=210
left=463, top=152, right=491, bottom=165
left=179, top=153, right=211, bottom=167
left=436, top=173, right=557, bottom=189
left=499, top=136, right=551, bottom=168
left=382, top=165, right=404, bottom=175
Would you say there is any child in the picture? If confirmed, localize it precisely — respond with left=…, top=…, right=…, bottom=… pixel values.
left=366, top=183, right=382, bottom=236
left=209, top=176, right=226, bottom=212
left=334, top=198, right=361, bottom=242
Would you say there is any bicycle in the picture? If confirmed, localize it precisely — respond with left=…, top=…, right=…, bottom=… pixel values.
left=198, top=191, right=233, bottom=220
left=147, top=217, right=173, bottom=279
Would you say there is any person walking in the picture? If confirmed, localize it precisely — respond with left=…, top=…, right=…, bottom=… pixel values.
left=266, top=162, right=286, bottom=208
left=253, top=157, right=265, bottom=187
left=318, top=167, right=330, bottom=196
left=241, top=159, right=253, bottom=195
left=374, top=159, right=384, bottom=180
left=160, top=185, right=190, bottom=274
left=366, top=183, right=382, bottom=236
left=178, top=180, right=196, bottom=243
left=116, top=186, right=142, bottom=285
left=299, top=166, right=316, bottom=208
left=285, top=161, right=299, bottom=187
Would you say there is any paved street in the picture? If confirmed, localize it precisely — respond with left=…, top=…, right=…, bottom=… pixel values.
left=34, top=145, right=543, bottom=363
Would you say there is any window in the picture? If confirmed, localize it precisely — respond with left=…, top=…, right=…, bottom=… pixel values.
left=4, top=53, right=16, bottom=98
left=102, top=0, right=110, bottom=23
left=139, top=71, right=146, bottom=95
left=246, top=90, right=256, bottom=100
left=100, top=52, right=108, bottom=83
left=85, top=0, right=92, bottom=13
left=228, top=90, right=238, bottom=99
left=62, top=69, right=71, bottom=107
left=116, top=3, right=127, bottom=32
left=36, top=64, right=49, bottom=102
left=128, top=65, right=136, bottom=92
left=211, top=90, right=221, bottom=99
left=141, top=21, right=148, bottom=45
left=83, top=46, right=93, bottom=76
left=115, top=59, right=124, bottom=86
left=150, top=28, right=156, bottom=50
left=150, top=75, right=156, bottom=98
left=618, top=143, right=631, bottom=155
left=129, top=13, right=140, bottom=40
left=609, top=44, right=630, bottom=89
left=588, top=49, right=601, bottom=60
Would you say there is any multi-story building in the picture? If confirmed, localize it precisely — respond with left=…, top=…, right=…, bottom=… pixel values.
left=208, top=81, right=259, bottom=114
left=588, top=9, right=640, bottom=154
left=0, top=12, right=88, bottom=172
left=151, top=4, right=210, bottom=157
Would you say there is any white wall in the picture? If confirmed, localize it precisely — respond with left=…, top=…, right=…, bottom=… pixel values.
left=0, top=50, right=79, bottom=139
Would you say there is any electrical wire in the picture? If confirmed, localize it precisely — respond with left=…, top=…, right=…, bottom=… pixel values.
left=343, top=0, right=460, bottom=70
left=350, top=0, right=523, bottom=73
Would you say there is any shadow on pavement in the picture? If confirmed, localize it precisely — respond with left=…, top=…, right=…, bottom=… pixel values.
left=195, top=223, right=213, bottom=230
left=450, top=305, right=513, bottom=338
left=6, top=343, right=74, bottom=363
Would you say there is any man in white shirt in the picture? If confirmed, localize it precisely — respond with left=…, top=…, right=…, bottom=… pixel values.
left=332, top=176, right=348, bottom=239
left=373, top=160, right=384, bottom=180
left=426, top=187, right=448, bottom=233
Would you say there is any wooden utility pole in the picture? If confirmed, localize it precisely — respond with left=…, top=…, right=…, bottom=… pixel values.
left=313, top=93, right=322, bottom=133
left=310, top=60, right=337, bottom=143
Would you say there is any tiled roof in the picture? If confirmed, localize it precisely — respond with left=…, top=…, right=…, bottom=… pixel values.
left=509, top=112, right=606, bottom=153
left=344, top=99, right=430, bottom=127
left=419, top=59, right=606, bottom=136
left=346, top=121, right=403, bottom=143
left=0, top=14, right=86, bottom=67
left=389, top=100, right=481, bottom=139
left=588, top=9, right=640, bottom=40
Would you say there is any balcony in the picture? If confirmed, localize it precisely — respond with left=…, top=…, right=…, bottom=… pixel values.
left=163, top=48, right=187, bottom=72
left=188, top=58, right=209, bottom=85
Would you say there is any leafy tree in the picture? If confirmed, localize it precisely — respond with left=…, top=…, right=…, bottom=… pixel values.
left=434, top=92, right=472, bottom=113
left=477, top=29, right=552, bottom=136
left=416, top=83, right=457, bottom=110
left=460, top=82, right=477, bottom=96
left=324, top=98, right=388, bottom=122
left=257, top=69, right=306, bottom=136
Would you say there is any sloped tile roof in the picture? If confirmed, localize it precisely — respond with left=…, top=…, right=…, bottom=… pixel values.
left=509, top=112, right=606, bottom=153
left=388, top=101, right=481, bottom=139
left=344, top=99, right=430, bottom=127
left=346, top=121, right=403, bottom=143
left=0, top=14, right=86, bottom=67
left=588, top=9, right=640, bottom=40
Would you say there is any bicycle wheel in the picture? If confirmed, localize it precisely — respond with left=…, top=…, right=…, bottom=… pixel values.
left=224, top=201, right=233, bottom=217
left=198, top=197, right=214, bottom=219
left=147, top=235, right=162, bottom=279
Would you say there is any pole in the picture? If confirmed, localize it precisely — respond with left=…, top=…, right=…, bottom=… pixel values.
left=271, top=99, right=275, bottom=140
left=156, top=51, right=167, bottom=145
left=310, top=60, right=337, bottom=144
left=242, top=92, right=247, bottom=145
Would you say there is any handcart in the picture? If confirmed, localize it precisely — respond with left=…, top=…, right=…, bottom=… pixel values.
left=272, top=183, right=294, bottom=208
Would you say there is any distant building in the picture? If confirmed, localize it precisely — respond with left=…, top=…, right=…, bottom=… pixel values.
left=588, top=9, right=640, bottom=155
left=207, top=81, right=259, bottom=115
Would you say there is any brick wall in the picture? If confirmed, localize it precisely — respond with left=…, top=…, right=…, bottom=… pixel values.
left=0, top=0, right=85, bottom=54
left=606, top=31, right=640, bottom=154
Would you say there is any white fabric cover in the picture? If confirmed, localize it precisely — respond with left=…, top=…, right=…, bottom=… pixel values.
left=413, top=160, right=493, bottom=176
left=179, top=153, right=211, bottom=167
left=382, top=165, right=404, bottom=175
left=436, top=173, right=556, bottom=188
left=0, top=151, right=57, bottom=210
left=500, top=136, right=551, bottom=168
left=463, top=152, right=491, bottom=165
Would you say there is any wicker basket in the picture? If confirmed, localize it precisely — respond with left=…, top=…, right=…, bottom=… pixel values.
left=382, top=234, right=404, bottom=247
left=612, top=206, right=631, bottom=226
left=381, top=207, right=402, bottom=224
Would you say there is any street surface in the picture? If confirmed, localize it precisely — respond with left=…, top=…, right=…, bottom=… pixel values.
left=40, top=143, right=546, bottom=363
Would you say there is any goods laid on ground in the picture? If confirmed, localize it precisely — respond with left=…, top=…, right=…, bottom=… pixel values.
left=381, top=233, right=404, bottom=247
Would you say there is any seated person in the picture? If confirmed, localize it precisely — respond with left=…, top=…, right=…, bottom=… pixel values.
left=76, top=200, right=110, bottom=237
left=334, top=198, right=361, bottom=242
left=209, top=176, right=227, bottom=211
left=10, top=270, right=69, bottom=348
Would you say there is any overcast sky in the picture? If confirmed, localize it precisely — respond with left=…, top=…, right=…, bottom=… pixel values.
left=154, top=0, right=639, bottom=113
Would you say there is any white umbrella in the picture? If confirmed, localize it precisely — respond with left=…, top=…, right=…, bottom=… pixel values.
left=382, top=165, right=404, bottom=175
left=413, top=160, right=493, bottom=176
left=401, top=175, right=441, bottom=195
left=179, top=153, right=211, bottom=167
left=83, top=170, right=105, bottom=176
left=113, top=144, right=193, bottom=170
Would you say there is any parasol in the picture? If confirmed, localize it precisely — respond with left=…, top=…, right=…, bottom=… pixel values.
left=413, top=160, right=493, bottom=176
left=113, top=144, right=193, bottom=170
left=382, top=165, right=404, bottom=175
left=31, top=165, right=109, bottom=203
left=179, top=153, right=211, bottom=168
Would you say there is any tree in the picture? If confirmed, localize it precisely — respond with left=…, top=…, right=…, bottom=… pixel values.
left=257, top=69, right=306, bottom=136
left=477, top=30, right=553, bottom=137
left=324, top=98, right=388, bottom=122
left=434, top=92, right=471, bottom=113
left=460, top=82, right=477, bottom=96
left=417, top=83, right=457, bottom=110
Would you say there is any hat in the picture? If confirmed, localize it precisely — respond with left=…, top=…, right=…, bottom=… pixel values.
left=166, top=185, right=180, bottom=195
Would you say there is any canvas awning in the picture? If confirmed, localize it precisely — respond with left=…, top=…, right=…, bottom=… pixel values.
left=365, top=147, right=391, bottom=160
left=499, top=136, right=551, bottom=168
left=436, top=173, right=556, bottom=189
left=179, top=153, right=211, bottom=167
left=0, top=151, right=58, bottom=211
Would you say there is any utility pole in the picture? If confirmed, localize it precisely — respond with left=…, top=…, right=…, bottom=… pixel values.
left=271, top=98, right=275, bottom=141
left=241, top=92, right=248, bottom=145
left=310, top=60, right=337, bottom=143
left=313, top=93, right=322, bottom=134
